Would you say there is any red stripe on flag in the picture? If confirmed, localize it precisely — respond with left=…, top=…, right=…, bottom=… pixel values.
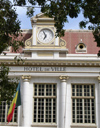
left=7, top=103, right=16, bottom=123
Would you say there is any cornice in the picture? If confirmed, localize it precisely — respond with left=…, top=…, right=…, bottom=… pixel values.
left=23, top=48, right=68, bottom=52
left=0, top=59, right=100, bottom=67
left=0, top=54, right=100, bottom=66
left=65, top=29, right=93, bottom=32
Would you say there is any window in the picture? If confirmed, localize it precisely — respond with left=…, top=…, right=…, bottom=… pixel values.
left=75, top=43, right=87, bottom=53
left=72, top=84, right=95, bottom=124
left=33, top=83, right=56, bottom=123
left=0, top=101, right=18, bottom=123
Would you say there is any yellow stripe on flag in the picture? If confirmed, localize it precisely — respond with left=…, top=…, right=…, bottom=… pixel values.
left=8, top=91, right=18, bottom=115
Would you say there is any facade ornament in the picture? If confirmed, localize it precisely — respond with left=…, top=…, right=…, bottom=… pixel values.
left=59, top=38, right=66, bottom=47
left=25, top=36, right=32, bottom=47
left=59, top=75, right=69, bottom=81
left=98, top=76, right=100, bottom=83
left=22, top=75, right=31, bottom=82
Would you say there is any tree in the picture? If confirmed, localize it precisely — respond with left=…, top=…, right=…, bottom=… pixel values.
left=13, top=0, right=100, bottom=46
left=0, top=64, right=18, bottom=104
left=0, top=0, right=24, bottom=103
left=1, top=0, right=100, bottom=50
left=0, top=0, right=100, bottom=102
left=0, top=0, right=24, bottom=53
left=1, top=0, right=100, bottom=49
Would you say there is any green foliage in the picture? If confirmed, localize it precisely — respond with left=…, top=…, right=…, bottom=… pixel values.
left=13, top=0, right=100, bottom=46
left=11, top=38, right=25, bottom=52
left=1, top=0, right=100, bottom=102
left=0, top=0, right=100, bottom=46
left=0, top=0, right=24, bottom=103
left=41, top=0, right=81, bottom=37
left=80, top=0, right=100, bottom=47
left=13, top=0, right=82, bottom=37
left=14, top=56, right=24, bottom=64
left=26, top=7, right=35, bottom=17
left=0, top=0, right=24, bottom=54
left=0, top=64, right=18, bottom=104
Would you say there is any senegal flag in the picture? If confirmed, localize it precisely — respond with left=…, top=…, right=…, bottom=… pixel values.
left=7, top=83, right=21, bottom=123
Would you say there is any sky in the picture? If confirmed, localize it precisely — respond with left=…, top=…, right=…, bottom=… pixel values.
left=13, top=2, right=86, bottom=30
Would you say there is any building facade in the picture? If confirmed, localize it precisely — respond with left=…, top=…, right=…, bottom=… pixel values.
left=0, top=13, right=100, bottom=128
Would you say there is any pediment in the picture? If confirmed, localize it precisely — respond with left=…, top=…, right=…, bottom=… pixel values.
left=32, top=13, right=52, bottom=19
left=31, top=13, right=54, bottom=25
left=36, top=13, right=49, bottom=18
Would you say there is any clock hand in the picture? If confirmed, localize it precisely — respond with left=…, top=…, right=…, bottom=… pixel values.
left=44, top=34, right=47, bottom=39
left=43, top=31, right=45, bottom=35
left=43, top=31, right=47, bottom=40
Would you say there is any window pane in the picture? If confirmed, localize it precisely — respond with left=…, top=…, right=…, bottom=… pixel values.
left=91, top=85, right=94, bottom=96
left=76, top=99, right=83, bottom=123
left=46, top=99, right=52, bottom=122
left=38, top=99, right=44, bottom=122
left=84, top=99, right=90, bottom=123
left=72, top=84, right=95, bottom=124
left=0, top=101, right=18, bottom=123
left=46, top=84, right=52, bottom=96
left=84, top=85, right=90, bottom=96
left=72, top=85, right=75, bottom=96
left=76, top=85, right=82, bottom=96
left=33, top=84, right=56, bottom=123
left=91, top=99, right=95, bottom=123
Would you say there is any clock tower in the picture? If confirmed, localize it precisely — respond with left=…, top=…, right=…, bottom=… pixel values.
left=24, top=13, right=68, bottom=58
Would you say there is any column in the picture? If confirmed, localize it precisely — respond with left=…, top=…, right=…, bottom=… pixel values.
left=21, top=75, right=31, bottom=127
left=55, top=36, right=59, bottom=46
left=59, top=76, right=69, bottom=128
left=32, top=24, right=37, bottom=45
left=98, top=76, right=100, bottom=128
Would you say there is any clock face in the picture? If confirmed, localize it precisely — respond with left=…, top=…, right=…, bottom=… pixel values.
left=38, top=28, right=54, bottom=43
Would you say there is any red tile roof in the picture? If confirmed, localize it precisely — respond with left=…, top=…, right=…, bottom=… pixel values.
left=62, top=30, right=100, bottom=54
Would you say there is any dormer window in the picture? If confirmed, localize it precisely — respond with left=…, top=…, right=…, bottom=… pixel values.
left=75, top=43, right=87, bottom=53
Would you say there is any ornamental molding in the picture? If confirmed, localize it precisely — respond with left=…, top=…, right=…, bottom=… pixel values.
left=98, top=76, right=100, bottom=83
left=59, top=38, right=66, bottom=47
left=25, top=36, right=33, bottom=47
left=0, top=59, right=100, bottom=67
left=59, top=75, right=69, bottom=81
left=22, top=75, right=31, bottom=82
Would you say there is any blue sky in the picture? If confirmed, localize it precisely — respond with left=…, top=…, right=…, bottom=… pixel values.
left=14, top=4, right=86, bottom=30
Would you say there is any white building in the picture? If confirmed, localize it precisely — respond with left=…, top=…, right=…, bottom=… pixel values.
left=0, top=13, right=100, bottom=128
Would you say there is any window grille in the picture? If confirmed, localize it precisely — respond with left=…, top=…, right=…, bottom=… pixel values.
left=0, top=101, right=18, bottom=123
left=72, top=84, right=95, bottom=124
left=33, top=83, right=56, bottom=123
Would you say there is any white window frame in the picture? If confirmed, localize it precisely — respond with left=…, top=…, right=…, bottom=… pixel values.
left=0, top=101, right=18, bottom=125
left=71, top=84, right=96, bottom=125
left=33, top=83, right=57, bottom=125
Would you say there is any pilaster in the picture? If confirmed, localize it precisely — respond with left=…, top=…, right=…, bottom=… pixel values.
left=98, top=76, right=100, bottom=83
left=97, top=76, right=100, bottom=128
left=32, top=24, right=37, bottom=45
left=59, top=75, right=69, bottom=128
left=21, top=75, right=31, bottom=127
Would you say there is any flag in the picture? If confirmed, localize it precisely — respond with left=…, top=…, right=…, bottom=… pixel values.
left=7, top=83, right=21, bottom=123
